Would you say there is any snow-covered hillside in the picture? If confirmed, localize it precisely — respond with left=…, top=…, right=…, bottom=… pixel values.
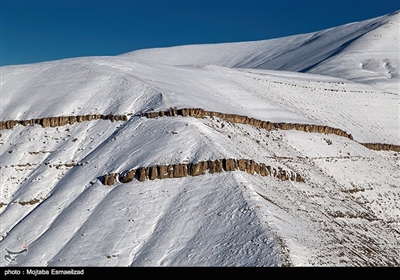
left=123, top=10, right=400, bottom=93
left=0, top=11, right=399, bottom=266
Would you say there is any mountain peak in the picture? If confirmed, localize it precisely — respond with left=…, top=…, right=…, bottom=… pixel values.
left=121, top=10, right=398, bottom=93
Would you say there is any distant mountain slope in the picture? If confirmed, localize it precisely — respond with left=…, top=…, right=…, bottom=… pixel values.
left=124, top=11, right=399, bottom=93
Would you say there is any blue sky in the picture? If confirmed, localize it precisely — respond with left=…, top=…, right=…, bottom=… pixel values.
left=1, top=0, right=399, bottom=66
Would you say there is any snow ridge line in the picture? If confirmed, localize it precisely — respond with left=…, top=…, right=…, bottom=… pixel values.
left=101, top=158, right=304, bottom=186
left=141, top=107, right=400, bottom=152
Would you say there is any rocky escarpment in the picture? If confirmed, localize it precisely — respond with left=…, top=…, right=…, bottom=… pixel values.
left=141, top=107, right=354, bottom=139
left=360, top=143, right=400, bottom=152
left=2, top=107, right=399, bottom=152
left=101, top=158, right=304, bottom=186
left=142, top=107, right=400, bottom=152
left=0, top=114, right=128, bottom=130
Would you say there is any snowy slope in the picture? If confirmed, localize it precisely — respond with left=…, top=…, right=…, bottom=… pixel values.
left=123, top=11, right=399, bottom=93
left=0, top=11, right=399, bottom=267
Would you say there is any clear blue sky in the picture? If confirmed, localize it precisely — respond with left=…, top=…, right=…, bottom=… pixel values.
left=1, top=0, right=399, bottom=66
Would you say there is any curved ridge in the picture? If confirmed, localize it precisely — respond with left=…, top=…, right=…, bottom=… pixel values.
left=1, top=107, right=399, bottom=152
left=141, top=107, right=400, bottom=152
left=101, top=158, right=303, bottom=186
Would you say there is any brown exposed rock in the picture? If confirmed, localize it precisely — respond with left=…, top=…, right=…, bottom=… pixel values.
left=69, top=116, right=77, bottom=125
left=238, top=159, right=247, bottom=171
left=246, top=160, right=256, bottom=174
left=3, top=120, right=13, bottom=129
left=361, top=143, right=400, bottom=152
left=207, top=160, right=214, bottom=174
left=259, top=163, right=268, bottom=176
left=103, top=173, right=118, bottom=186
left=295, top=124, right=304, bottom=131
left=19, top=198, right=41, bottom=206
left=0, top=107, right=395, bottom=153
left=207, top=159, right=223, bottom=174
left=149, top=166, right=158, bottom=180
left=173, top=164, right=187, bottom=178
left=280, top=170, right=287, bottom=181
left=140, top=108, right=360, bottom=145
left=167, top=164, right=175, bottom=178
left=21, top=120, right=30, bottom=126
left=290, top=171, right=296, bottom=181
left=215, top=159, right=224, bottom=173
left=278, top=123, right=293, bottom=130
left=59, top=116, right=69, bottom=126
left=145, top=112, right=159, bottom=118
left=253, top=162, right=261, bottom=175
left=262, top=121, right=273, bottom=130
left=181, top=108, right=189, bottom=117
left=41, top=118, right=50, bottom=128
left=158, top=165, right=168, bottom=179
left=100, top=157, right=304, bottom=186
left=223, top=158, right=237, bottom=172
left=119, top=169, right=136, bottom=183
left=189, top=162, right=207, bottom=176
left=104, top=174, right=112, bottom=185
left=138, top=167, right=148, bottom=181
left=187, top=108, right=205, bottom=118
left=296, top=173, right=303, bottom=182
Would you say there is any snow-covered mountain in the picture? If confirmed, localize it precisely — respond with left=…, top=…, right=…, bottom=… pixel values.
left=0, top=11, right=399, bottom=267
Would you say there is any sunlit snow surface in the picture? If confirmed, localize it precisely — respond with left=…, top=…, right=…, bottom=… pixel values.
left=0, top=11, right=399, bottom=266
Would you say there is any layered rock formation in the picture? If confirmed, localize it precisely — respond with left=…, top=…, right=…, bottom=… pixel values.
left=142, top=107, right=400, bottom=151
left=1, top=107, right=399, bottom=152
left=101, top=158, right=303, bottom=186
left=141, top=107, right=354, bottom=140
left=360, top=143, right=400, bottom=152
left=0, top=114, right=128, bottom=130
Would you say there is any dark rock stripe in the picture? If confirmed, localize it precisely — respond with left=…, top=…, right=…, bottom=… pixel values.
left=0, top=114, right=128, bottom=130
left=101, top=158, right=304, bottom=186
left=360, top=143, right=400, bottom=152
left=141, top=107, right=400, bottom=152
left=142, top=107, right=354, bottom=139
left=1, top=107, right=398, bottom=152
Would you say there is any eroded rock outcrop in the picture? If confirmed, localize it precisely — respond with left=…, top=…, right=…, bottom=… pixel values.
left=102, top=173, right=119, bottom=186
left=101, top=158, right=304, bottom=186
left=141, top=107, right=400, bottom=151
left=360, top=143, right=400, bottom=152
left=0, top=114, right=128, bottom=130
left=142, top=107, right=355, bottom=140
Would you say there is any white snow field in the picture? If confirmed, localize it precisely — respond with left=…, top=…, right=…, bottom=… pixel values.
left=0, top=11, right=399, bottom=266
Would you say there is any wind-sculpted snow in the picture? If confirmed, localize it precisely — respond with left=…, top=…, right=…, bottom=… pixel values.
left=1, top=105, right=399, bottom=266
left=124, top=11, right=399, bottom=93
